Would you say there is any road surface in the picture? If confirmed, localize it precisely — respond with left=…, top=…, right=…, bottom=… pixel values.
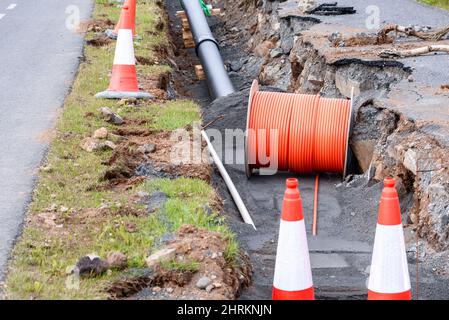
left=0, top=0, right=93, bottom=281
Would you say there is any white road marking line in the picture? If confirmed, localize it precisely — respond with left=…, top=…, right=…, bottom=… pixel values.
left=6, top=4, right=17, bottom=10
left=0, top=14, right=5, bottom=20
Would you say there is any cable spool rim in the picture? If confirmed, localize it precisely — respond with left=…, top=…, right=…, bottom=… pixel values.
left=343, top=87, right=354, bottom=178
left=245, top=80, right=259, bottom=178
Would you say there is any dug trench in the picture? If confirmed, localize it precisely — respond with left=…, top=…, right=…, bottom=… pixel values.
left=164, top=0, right=449, bottom=299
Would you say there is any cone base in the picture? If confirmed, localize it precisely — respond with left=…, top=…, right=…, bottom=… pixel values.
left=272, top=286, right=315, bottom=300
left=368, top=289, right=411, bottom=300
left=95, top=90, right=154, bottom=100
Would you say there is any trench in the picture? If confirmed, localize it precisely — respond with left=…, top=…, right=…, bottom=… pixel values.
left=163, top=0, right=449, bottom=299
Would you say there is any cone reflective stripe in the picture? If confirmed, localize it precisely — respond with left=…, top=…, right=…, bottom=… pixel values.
left=106, top=0, right=136, bottom=39
left=272, top=178, right=314, bottom=300
left=367, top=177, right=411, bottom=300
left=96, top=5, right=152, bottom=99
left=108, top=29, right=138, bottom=92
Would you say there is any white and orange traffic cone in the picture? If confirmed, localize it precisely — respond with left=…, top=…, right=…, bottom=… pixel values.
left=106, top=0, right=137, bottom=40
left=367, top=177, right=411, bottom=300
left=272, top=178, right=315, bottom=300
left=96, top=4, right=152, bottom=99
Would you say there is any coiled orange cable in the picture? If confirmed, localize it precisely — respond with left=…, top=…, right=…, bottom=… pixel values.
left=245, top=81, right=352, bottom=234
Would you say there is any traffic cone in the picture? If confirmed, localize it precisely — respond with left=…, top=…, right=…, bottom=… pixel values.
left=105, top=0, right=137, bottom=40
left=367, top=177, right=411, bottom=300
left=96, top=5, right=152, bottom=99
left=272, top=178, right=315, bottom=300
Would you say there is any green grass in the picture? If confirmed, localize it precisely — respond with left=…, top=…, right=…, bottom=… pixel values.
left=420, top=0, right=449, bottom=10
left=160, top=259, right=201, bottom=272
left=5, top=0, right=238, bottom=300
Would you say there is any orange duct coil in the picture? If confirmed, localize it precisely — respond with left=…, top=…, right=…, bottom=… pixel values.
left=245, top=80, right=353, bottom=177
left=245, top=80, right=353, bottom=235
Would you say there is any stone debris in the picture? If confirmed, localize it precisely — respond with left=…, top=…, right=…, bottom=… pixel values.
left=99, top=107, right=124, bottom=125
left=137, top=143, right=156, bottom=154
left=107, top=251, right=128, bottom=270
left=93, top=127, right=108, bottom=139
left=80, top=137, right=116, bottom=152
left=195, top=276, right=212, bottom=289
left=76, top=254, right=109, bottom=277
left=145, top=248, right=176, bottom=269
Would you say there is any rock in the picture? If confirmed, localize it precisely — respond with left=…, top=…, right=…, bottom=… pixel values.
left=101, top=140, right=117, bottom=150
left=137, top=143, right=156, bottom=154
left=230, top=57, right=248, bottom=72
left=195, top=276, right=212, bottom=289
left=269, top=48, right=284, bottom=59
left=41, top=165, right=53, bottom=173
left=307, top=74, right=324, bottom=87
left=152, top=286, right=162, bottom=293
left=145, top=247, right=176, bottom=268
left=351, top=139, right=376, bottom=172
left=81, top=138, right=116, bottom=152
left=106, top=251, right=127, bottom=270
left=407, top=75, right=414, bottom=82
left=213, top=282, right=222, bottom=288
left=76, top=255, right=109, bottom=277
left=166, top=287, right=174, bottom=294
left=93, top=127, right=108, bottom=139
left=230, top=27, right=239, bottom=33
left=80, top=137, right=101, bottom=152
left=99, top=107, right=124, bottom=125
left=60, top=206, right=69, bottom=213
left=403, top=149, right=417, bottom=175
left=205, top=284, right=215, bottom=293
left=335, top=70, right=370, bottom=98
left=298, top=0, right=317, bottom=13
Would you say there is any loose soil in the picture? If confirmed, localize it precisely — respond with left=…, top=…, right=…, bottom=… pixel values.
left=108, top=225, right=252, bottom=300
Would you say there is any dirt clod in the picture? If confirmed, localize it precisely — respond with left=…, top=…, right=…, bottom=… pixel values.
left=76, top=255, right=109, bottom=277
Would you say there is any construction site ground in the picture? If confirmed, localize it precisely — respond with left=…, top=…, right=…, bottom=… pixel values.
left=166, top=0, right=449, bottom=299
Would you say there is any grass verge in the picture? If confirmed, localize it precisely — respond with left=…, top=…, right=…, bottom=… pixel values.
left=5, top=0, right=239, bottom=299
left=420, top=0, right=449, bottom=10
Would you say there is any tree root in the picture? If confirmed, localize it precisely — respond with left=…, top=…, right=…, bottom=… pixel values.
left=379, top=44, right=449, bottom=58
left=377, top=23, right=449, bottom=44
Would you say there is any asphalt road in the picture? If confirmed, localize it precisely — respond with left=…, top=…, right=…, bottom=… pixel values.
left=0, top=0, right=93, bottom=281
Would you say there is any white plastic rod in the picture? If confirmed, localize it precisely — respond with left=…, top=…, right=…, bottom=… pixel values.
left=201, top=130, right=257, bottom=230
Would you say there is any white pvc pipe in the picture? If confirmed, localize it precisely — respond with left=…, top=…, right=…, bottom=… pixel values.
left=201, top=130, right=257, bottom=230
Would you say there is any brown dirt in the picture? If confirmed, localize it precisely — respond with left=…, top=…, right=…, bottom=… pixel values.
left=103, top=128, right=211, bottom=189
left=136, top=55, right=158, bottom=65
left=107, top=225, right=252, bottom=300
left=77, top=18, right=115, bottom=34
left=87, top=34, right=113, bottom=47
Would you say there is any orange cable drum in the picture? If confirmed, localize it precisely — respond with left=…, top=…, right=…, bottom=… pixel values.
left=245, top=80, right=352, bottom=178
left=244, top=80, right=353, bottom=235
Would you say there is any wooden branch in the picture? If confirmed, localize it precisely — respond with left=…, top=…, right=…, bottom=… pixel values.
left=377, top=24, right=449, bottom=43
left=379, top=44, right=449, bottom=58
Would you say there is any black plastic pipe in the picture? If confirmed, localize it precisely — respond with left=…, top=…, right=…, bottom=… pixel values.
left=180, top=0, right=235, bottom=99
